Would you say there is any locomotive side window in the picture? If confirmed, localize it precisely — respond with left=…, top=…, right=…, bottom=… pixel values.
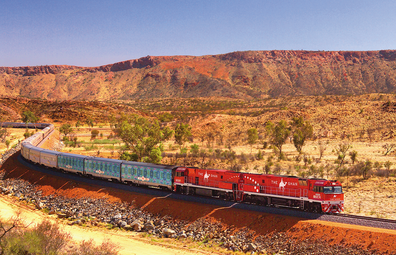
left=313, top=186, right=324, bottom=192
left=298, top=180, right=308, bottom=186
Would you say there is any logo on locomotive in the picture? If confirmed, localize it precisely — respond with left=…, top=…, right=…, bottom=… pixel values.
left=279, top=178, right=287, bottom=189
left=199, top=171, right=218, bottom=182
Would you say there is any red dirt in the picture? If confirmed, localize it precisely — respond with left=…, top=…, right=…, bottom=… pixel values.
left=2, top=152, right=396, bottom=254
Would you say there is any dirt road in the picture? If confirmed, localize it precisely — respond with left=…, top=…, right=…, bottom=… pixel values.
left=0, top=195, right=209, bottom=255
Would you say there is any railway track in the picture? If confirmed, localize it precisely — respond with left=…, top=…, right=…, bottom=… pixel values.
left=36, top=128, right=54, bottom=147
left=335, top=213, right=396, bottom=224
left=317, top=212, right=396, bottom=230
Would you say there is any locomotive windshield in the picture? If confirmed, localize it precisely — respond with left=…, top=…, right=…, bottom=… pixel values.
left=323, top=186, right=343, bottom=194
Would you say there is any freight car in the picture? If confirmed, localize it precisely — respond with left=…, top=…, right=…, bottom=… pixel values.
left=15, top=122, right=344, bottom=213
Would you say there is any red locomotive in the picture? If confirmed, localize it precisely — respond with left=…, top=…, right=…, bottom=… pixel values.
left=174, top=167, right=344, bottom=213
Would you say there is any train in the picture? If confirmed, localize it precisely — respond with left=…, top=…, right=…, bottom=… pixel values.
left=4, top=122, right=344, bottom=214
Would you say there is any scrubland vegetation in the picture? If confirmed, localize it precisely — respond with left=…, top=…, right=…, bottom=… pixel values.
left=2, top=94, right=396, bottom=218
left=0, top=216, right=119, bottom=255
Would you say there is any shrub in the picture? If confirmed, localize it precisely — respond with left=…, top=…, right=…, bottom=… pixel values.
left=1, top=219, right=120, bottom=255
left=180, top=147, right=188, bottom=154
left=68, top=239, right=120, bottom=255
left=256, top=150, right=263, bottom=160
left=91, top=129, right=100, bottom=140
left=3, top=220, right=70, bottom=255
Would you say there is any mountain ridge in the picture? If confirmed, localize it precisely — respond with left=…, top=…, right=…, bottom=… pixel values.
left=1, top=50, right=396, bottom=100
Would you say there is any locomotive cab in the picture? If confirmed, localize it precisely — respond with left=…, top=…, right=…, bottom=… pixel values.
left=174, top=167, right=187, bottom=185
left=310, top=180, right=344, bottom=213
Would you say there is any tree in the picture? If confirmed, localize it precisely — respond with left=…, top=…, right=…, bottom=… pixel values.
left=266, top=120, right=290, bottom=159
left=158, top=112, right=174, bottom=122
left=349, top=150, right=358, bottom=164
left=174, top=123, right=192, bottom=148
left=264, top=157, right=273, bottom=174
left=5, top=140, right=10, bottom=149
left=247, top=128, right=258, bottom=152
left=114, top=114, right=173, bottom=162
left=85, top=118, right=94, bottom=129
left=384, top=161, right=393, bottom=177
left=21, top=110, right=39, bottom=124
left=0, top=128, right=9, bottom=143
left=334, top=142, right=352, bottom=169
left=146, top=147, right=162, bottom=164
left=190, top=144, right=199, bottom=155
left=383, top=143, right=396, bottom=156
left=205, top=131, right=215, bottom=148
left=0, top=213, right=24, bottom=254
left=91, top=129, right=99, bottom=140
left=21, top=110, right=39, bottom=130
left=317, top=141, right=327, bottom=161
left=361, top=160, right=373, bottom=179
left=59, top=124, right=73, bottom=140
left=290, top=116, right=313, bottom=154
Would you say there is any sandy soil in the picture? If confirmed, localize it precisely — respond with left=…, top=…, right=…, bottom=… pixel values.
left=0, top=194, right=210, bottom=255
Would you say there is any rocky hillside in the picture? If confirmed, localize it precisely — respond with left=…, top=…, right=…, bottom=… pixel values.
left=1, top=50, right=396, bottom=100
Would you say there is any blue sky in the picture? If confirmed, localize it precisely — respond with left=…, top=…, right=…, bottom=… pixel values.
left=1, top=0, right=395, bottom=67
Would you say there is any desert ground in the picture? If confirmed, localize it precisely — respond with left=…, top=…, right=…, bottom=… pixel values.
left=0, top=195, right=210, bottom=255
left=1, top=94, right=396, bottom=254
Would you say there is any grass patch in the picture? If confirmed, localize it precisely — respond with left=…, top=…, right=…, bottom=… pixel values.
left=83, top=139, right=121, bottom=145
left=84, top=145, right=99, bottom=151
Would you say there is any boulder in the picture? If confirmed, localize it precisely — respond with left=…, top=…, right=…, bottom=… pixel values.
left=130, top=220, right=142, bottom=231
left=162, top=228, right=176, bottom=238
left=119, top=221, right=127, bottom=228
left=144, top=222, right=155, bottom=231
left=57, top=213, right=67, bottom=219
left=247, top=242, right=257, bottom=252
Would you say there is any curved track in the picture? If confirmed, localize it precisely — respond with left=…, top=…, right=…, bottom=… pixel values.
left=17, top=153, right=396, bottom=231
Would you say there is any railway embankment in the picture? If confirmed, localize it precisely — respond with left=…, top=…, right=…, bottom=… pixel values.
left=1, top=151, right=396, bottom=254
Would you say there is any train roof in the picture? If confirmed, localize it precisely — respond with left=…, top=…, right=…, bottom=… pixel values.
left=85, top=156, right=123, bottom=164
left=40, top=149, right=60, bottom=155
left=122, top=160, right=176, bottom=169
left=59, top=152, right=89, bottom=159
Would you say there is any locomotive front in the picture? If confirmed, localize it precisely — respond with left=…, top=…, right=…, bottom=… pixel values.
left=311, top=180, right=344, bottom=213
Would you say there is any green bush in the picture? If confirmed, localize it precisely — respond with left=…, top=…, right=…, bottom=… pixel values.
left=84, top=145, right=98, bottom=151
left=1, top=219, right=120, bottom=255
left=3, top=220, right=70, bottom=255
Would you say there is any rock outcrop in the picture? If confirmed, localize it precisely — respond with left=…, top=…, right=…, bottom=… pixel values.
left=2, top=50, right=396, bottom=100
